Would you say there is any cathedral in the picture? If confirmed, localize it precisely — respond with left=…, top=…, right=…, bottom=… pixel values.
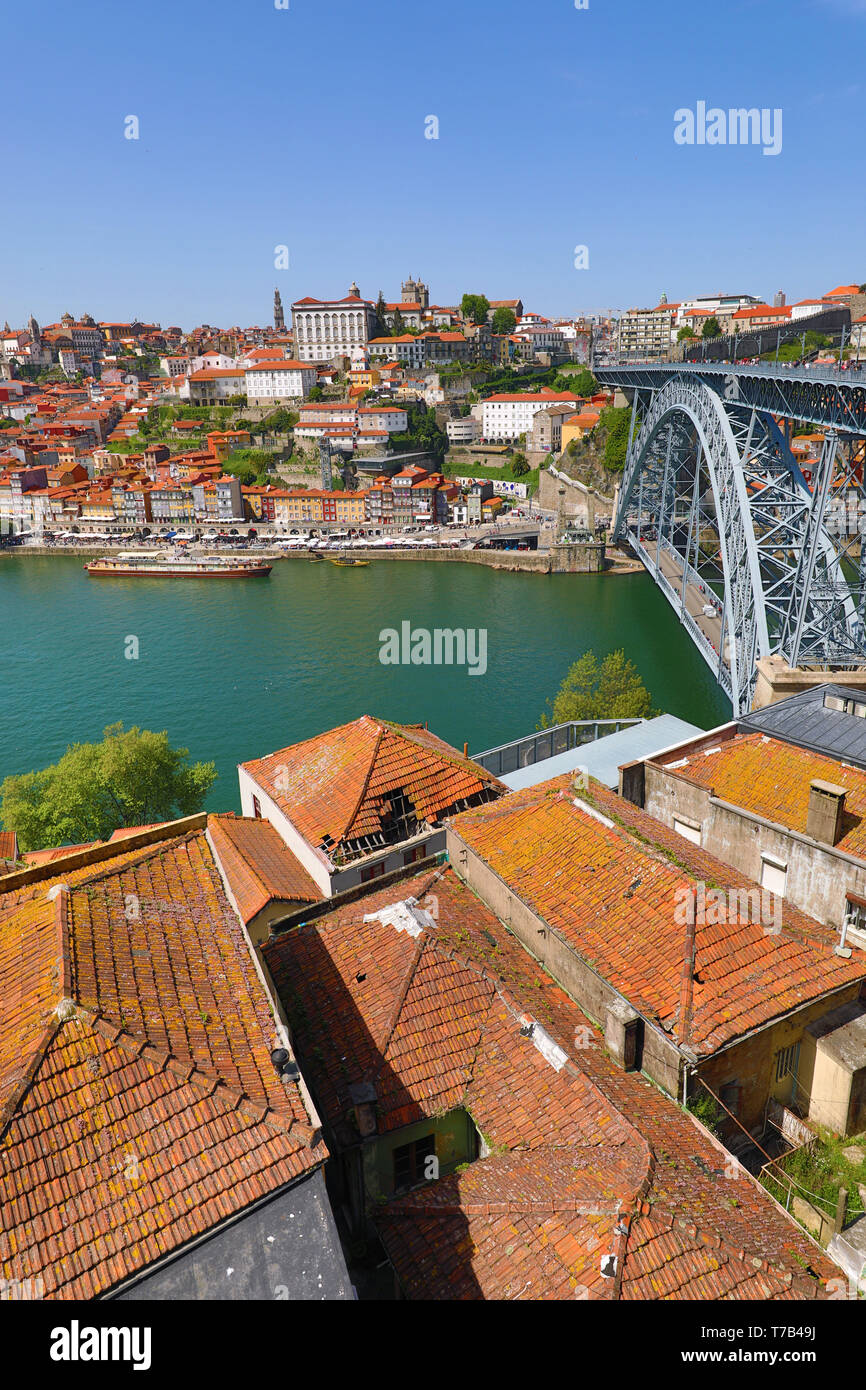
left=401, top=275, right=429, bottom=309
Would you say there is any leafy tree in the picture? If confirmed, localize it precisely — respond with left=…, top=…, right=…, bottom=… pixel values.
left=461, top=293, right=490, bottom=325
left=374, top=290, right=389, bottom=338
left=0, top=722, right=217, bottom=851
left=677, top=326, right=695, bottom=341
left=389, top=401, right=448, bottom=464
left=491, top=307, right=517, bottom=335
left=221, top=458, right=257, bottom=486
left=702, top=316, right=722, bottom=339
left=253, top=407, right=298, bottom=435
left=391, top=308, right=407, bottom=335
left=556, top=368, right=597, bottom=398
left=538, top=650, right=655, bottom=728
left=511, top=452, right=530, bottom=477
left=600, top=405, right=633, bottom=472
left=307, top=385, right=323, bottom=401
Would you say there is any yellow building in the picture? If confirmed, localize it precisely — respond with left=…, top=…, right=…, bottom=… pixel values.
left=271, top=488, right=369, bottom=526
left=349, top=367, right=381, bottom=389
left=561, top=409, right=601, bottom=452
left=272, top=490, right=325, bottom=525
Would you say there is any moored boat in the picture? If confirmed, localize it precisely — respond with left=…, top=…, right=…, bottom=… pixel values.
left=326, top=555, right=369, bottom=567
left=84, top=550, right=273, bottom=578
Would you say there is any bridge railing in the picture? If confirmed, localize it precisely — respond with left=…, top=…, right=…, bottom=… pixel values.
left=623, top=529, right=734, bottom=700
left=599, top=359, right=866, bottom=386
left=472, top=718, right=643, bottom=777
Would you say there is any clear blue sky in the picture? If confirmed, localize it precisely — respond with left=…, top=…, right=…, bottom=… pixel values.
left=5, top=0, right=865, bottom=328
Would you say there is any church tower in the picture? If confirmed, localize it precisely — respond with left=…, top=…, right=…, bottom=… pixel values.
left=273, top=288, right=285, bottom=332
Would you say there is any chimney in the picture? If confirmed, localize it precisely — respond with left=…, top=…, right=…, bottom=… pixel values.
left=604, top=999, right=642, bottom=1070
left=806, top=779, right=846, bottom=846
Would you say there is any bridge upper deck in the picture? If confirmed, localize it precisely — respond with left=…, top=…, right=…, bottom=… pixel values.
left=595, top=361, right=866, bottom=433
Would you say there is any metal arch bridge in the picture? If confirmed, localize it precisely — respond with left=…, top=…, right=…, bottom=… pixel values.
left=594, top=362, right=866, bottom=714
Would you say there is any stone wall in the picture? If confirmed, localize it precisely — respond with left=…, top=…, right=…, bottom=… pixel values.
left=447, top=828, right=684, bottom=1099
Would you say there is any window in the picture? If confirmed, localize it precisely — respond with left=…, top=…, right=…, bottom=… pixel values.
left=252, top=795, right=262, bottom=819
left=844, top=895, right=866, bottom=934
left=360, top=861, right=386, bottom=883
left=393, top=1133, right=435, bottom=1192
left=761, top=853, right=787, bottom=898
left=403, top=844, right=427, bottom=866
left=774, top=1041, right=800, bottom=1085
left=673, top=815, right=702, bottom=846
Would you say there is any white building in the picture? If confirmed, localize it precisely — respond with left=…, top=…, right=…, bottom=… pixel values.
left=674, top=294, right=761, bottom=326
left=243, top=359, right=318, bottom=406
left=187, top=367, right=247, bottom=405
left=160, top=355, right=193, bottom=377
left=357, top=405, right=408, bottom=433
left=446, top=417, right=480, bottom=444
left=368, top=334, right=426, bottom=368
left=291, top=286, right=378, bottom=364
left=512, top=325, right=567, bottom=356
left=481, top=389, right=579, bottom=442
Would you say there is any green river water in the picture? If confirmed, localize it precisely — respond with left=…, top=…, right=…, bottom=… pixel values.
left=0, top=554, right=731, bottom=812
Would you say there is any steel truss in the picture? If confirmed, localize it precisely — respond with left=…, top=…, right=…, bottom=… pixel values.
left=612, top=376, right=863, bottom=713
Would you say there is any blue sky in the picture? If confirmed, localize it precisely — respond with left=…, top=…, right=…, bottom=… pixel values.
left=4, top=0, right=865, bottom=328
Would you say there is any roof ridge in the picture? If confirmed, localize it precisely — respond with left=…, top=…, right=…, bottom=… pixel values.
left=387, top=720, right=498, bottom=783
left=67, top=827, right=206, bottom=889
left=375, top=932, right=429, bottom=1070
left=0, top=816, right=208, bottom=892
left=0, top=1021, right=61, bottom=1143
left=340, top=721, right=386, bottom=843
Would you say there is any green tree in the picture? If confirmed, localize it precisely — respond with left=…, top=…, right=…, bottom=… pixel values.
left=491, top=307, right=517, bottom=335
left=221, top=459, right=258, bottom=486
left=1, top=722, right=217, bottom=851
left=539, top=650, right=655, bottom=728
left=677, top=326, right=695, bottom=341
left=374, top=290, right=389, bottom=338
left=556, top=368, right=597, bottom=398
left=461, top=293, right=490, bottom=325
left=702, top=316, right=722, bottom=339
left=600, top=405, right=633, bottom=473
left=511, top=452, right=530, bottom=477
left=391, top=308, right=406, bottom=335
left=308, top=385, right=323, bottom=402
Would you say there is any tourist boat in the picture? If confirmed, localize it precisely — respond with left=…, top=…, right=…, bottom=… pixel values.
left=84, top=550, right=273, bottom=578
left=326, top=555, right=369, bottom=568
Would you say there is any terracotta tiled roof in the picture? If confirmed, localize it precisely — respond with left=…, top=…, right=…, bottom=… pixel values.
left=207, top=813, right=320, bottom=921
left=264, top=866, right=836, bottom=1301
left=0, top=830, right=324, bottom=1299
left=450, top=776, right=866, bottom=1055
left=240, top=716, right=504, bottom=865
left=654, top=731, right=866, bottom=859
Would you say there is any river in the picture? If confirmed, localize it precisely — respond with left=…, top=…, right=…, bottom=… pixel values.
left=0, top=554, right=731, bottom=811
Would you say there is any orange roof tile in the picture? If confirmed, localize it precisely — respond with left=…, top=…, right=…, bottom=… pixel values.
left=241, top=716, right=504, bottom=865
left=450, top=775, right=866, bottom=1055
left=0, top=829, right=324, bottom=1299
left=655, top=731, right=866, bottom=859
left=264, top=866, right=837, bottom=1301
left=207, top=814, right=320, bottom=921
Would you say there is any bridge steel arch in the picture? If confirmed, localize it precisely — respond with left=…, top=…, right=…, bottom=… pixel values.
left=613, top=375, right=862, bottom=714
